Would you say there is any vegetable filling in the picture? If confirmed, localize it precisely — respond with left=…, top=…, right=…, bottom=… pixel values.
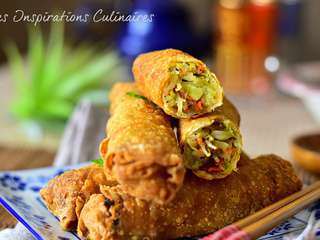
left=183, top=120, right=241, bottom=176
left=164, top=62, right=222, bottom=117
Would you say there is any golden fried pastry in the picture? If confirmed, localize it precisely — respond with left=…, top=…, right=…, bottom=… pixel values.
left=40, top=165, right=116, bottom=230
left=100, top=83, right=185, bottom=204
left=77, top=154, right=302, bottom=240
left=132, top=49, right=223, bottom=118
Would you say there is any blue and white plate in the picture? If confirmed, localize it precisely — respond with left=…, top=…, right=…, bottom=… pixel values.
left=0, top=165, right=318, bottom=240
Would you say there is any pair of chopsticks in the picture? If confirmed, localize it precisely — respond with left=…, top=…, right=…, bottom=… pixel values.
left=202, top=181, right=320, bottom=240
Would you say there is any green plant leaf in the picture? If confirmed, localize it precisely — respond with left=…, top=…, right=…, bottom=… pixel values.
left=41, top=23, right=64, bottom=96
left=28, top=25, right=44, bottom=101
left=37, top=99, right=73, bottom=120
left=46, top=46, right=95, bottom=94
left=60, top=46, right=96, bottom=78
left=6, top=22, right=122, bottom=122
left=55, top=52, right=119, bottom=99
left=11, top=97, right=34, bottom=119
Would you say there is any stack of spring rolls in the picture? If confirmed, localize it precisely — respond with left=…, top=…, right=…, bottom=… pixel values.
left=41, top=49, right=302, bottom=240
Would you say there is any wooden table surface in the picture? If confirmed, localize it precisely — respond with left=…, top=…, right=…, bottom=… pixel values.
left=0, top=146, right=55, bottom=230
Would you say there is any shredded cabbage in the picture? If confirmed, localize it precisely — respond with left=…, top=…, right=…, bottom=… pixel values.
left=184, top=119, right=242, bottom=178
left=212, top=130, right=233, bottom=141
left=181, top=82, right=203, bottom=101
left=164, top=62, right=222, bottom=117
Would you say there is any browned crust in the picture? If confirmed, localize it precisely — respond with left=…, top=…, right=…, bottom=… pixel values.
left=213, top=97, right=240, bottom=126
left=40, top=165, right=115, bottom=230
left=101, top=82, right=185, bottom=204
left=78, top=154, right=302, bottom=240
left=77, top=194, right=115, bottom=240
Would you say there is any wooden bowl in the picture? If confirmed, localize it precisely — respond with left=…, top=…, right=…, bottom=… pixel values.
left=291, top=133, right=320, bottom=174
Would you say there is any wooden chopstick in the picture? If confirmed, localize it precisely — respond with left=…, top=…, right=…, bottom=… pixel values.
left=234, top=181, right=320, bottom=229
left=237, top=182, right=320, bottom=239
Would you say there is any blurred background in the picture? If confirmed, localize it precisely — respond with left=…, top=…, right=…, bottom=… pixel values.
left=0, top=0, right=319, bottom=170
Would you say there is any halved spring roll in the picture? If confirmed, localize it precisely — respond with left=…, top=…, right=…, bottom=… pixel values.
left=179, top=98, right=242, bottom=180
left=99, top=83, right=185, bottom=204
left=77, top=154, right=302, bottom=240
left=133, top=49, right=223, bottom=118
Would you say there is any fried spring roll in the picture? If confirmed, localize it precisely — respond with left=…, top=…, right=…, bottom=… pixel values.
left=40, top=165, right=116, bottom=230
left=180, top=98, right=242, bottom=180
left=100, top=83, right=185, bottom=204
left=133, top=49, right=223, bottom=118
left=78, top=154, right=302, bottom=240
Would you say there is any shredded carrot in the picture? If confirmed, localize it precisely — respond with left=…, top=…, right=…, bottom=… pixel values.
left=186, top=95, right=193, bottom=101
left=99, top=138, right=109, bottom=155
left=207, top=166, right=221, bottom=172
left=197, top=137, right=204, bottom=145
left=197, top=65, right=205, bottom=73
left=196, top=100, right=203, bottom=110
left=225, top=147, right=235, bottom=154
left=180, top=67, right=187, bottom=75
left=179, top=92, right=186, bottom=98
left=194, top=103, right=199, bottom=111
left=107, top=154, right=114, bottom=169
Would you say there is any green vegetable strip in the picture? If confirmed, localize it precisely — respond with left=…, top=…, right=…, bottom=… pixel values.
left=126, top=91, right=148, bottom=100
left=92, top=158, right=104, bottom=167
